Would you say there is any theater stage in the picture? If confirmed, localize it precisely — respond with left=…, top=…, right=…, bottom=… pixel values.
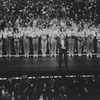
left=0, top=54, right=100, bottom=78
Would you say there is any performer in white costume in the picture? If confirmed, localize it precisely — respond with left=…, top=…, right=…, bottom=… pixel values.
left=50, top=23, right=58, bottom=57
left=0, top=30, right=3, bottom=57
left=86, top=27, right=96, bottom=57
left=66, top=25, right=72, bottom=56
left=41, top=27, right=47, bottom=57
left=31, top=27, right=39, bottom=57
left=77, top=28, right=84, bottom=56
left=23, top=27, right=30, bottom=57
left=14, top=29, right=20, bottom=57
left=68, top=27, right=76, bottom=57
left=96, top=27, right=100, bottom=57
left=4, top=28, right=12, bottom=57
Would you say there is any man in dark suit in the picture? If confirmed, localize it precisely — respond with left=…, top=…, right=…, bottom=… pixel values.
left=57, top=30, right=68, bottom=67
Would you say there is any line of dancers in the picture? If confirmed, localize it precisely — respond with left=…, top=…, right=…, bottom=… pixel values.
left=0, top=20, right=100, bottom=58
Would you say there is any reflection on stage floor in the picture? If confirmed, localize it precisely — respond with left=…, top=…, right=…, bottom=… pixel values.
left=0, top=55, right=100, bottom=77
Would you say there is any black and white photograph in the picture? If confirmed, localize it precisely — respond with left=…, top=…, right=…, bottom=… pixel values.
left=0, top=0, right=100, bottom=100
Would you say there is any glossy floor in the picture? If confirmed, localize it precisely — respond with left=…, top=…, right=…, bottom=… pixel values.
left=0, top=55, right=100, bottom=77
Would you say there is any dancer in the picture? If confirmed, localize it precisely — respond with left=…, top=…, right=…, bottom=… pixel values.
left=41, top=26, right=47, bottom=57
left=32, top=27, right=39, bottom=57
left=23, top=27, right=30, bottom=57
left=83, top=27, right=87, bottom=53
left=0, top=30, right=3, bottom=57
left=68, top=27, right=76, bottom=57
left=77, top=28, right=84, bottom=56
left=14, top=29, right=20, bottom=57
left=48, top=26, right=52, bottom=55
left=86, top=27, right=96, bottom=57
left=96, top=28, right=100, bottom=57
left=4, top=28, right=12, bottom=57
left=50, top=23, right=58, bottom=57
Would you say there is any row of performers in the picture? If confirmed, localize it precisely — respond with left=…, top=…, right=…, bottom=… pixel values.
left=0, top=26, right=100, bottom=57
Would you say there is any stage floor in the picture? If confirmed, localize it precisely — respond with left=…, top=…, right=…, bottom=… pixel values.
left=0, top=55, right=100, bottom=77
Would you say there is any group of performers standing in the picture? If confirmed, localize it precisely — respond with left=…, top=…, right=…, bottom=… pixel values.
left=0, top=19, right=100, bottom=58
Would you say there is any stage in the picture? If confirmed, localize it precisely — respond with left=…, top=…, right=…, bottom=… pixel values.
left=0, top=54, right=100, bottom=78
